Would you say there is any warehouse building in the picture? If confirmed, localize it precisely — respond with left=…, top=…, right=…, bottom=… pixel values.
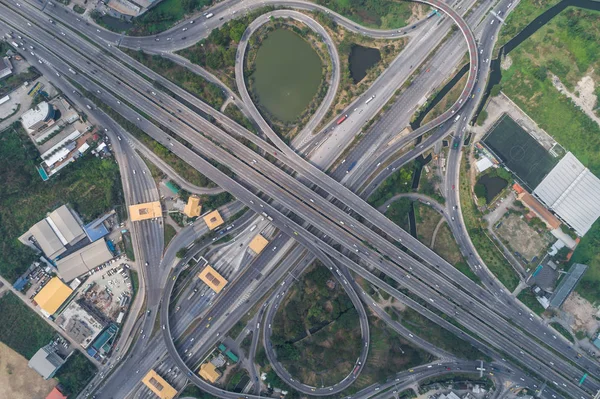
left=183, top=195, right=202, bottom=218
left=141, top=370, right=177, bottom=399
left=34, top=277, right=73, bottom=317
left=549, top=263, right=588, bottom=309
left=19, top=205, right=87, bottom=260
left=56, top=239, right=113, bottom=282
left=129, top=201, right=162, bottom=222
left=203, top=210, right=224, bottom=230
left=533, top=152, right=600, bottom=236
left=0, top=56, right=13, bottom=79
left=198, top=265, right=227, bottom=294
left=28, top=343, right=67, bottom=379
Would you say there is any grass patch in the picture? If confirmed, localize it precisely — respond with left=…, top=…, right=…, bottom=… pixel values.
left=368, top=164, right=414, bottom=207
left=421, top=71, right=469, bottom=125
left=73, top=4, right=86, bottom=14
left=0, top=123, right=124, bottom=282
left=414, top=202, right=441, bottom=245
left=517, top=289, right=545, bottom=316
left=314, top=0, right=422, bottom=29
left=164, top=224, right=177, bottom=247
left=340, top=314, right=431, bottom=395
left=572, top=221, right=600, bottom=304
left=499, top=7, right=600, bottom=175
left=180, top=384, right=216, bottom=399
left=384, top=197, right=413, bottom=231
left=496, top=0, right=562, bottom=50
left=124, top=49, right=225, bottom=110
left=398, top=307, right=488, bottom=361
left=550, top=322, right=574, bottom=343
left=223, top=103, right=256, bottom=133
left=0, top=67, right=41, bottom=98
left=459, top=158, right=519, bottom=291
left=433, top=224, right=480, bottom=284
left=271, top=262, right=362, bottom=386
left=55, top=351, right=97, bottom=396
left=0, top=292, right=55, bottom=359
left=240, top=331, right=253, bottom=355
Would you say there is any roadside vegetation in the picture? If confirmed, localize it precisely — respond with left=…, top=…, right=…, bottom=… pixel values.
left=92, top=0, right=213, bottom=36
left=223, top=103, right=256, bottom=133
left=314, top=0, right=424, bottom=29
left=368, top=164, right=414, bottom=207
left=0, top=292, right=55, bottom=359
left=496, top=0, right=562, bottom=50
left=517, top=289, right=546, bottom=316
left=397, top=307, right=488, bottom=361
left=164, top=224, right=177, bottom=247
left=54, top=351, right=97, bottom=396
left=271, top=263, right=362, bottom=386
left=459, top=158, right=519, bottom=291
left=341, top=314, right=431, bottom=395
left=0, top=123, right=124, bottom=282
left=550, top=322, right=574, bottom=343
left=420, top=71, right=468, bottom=125
left=177, top=9, right=270, bottom=91
left=124, top=49, right=225, bottom=110
left=0, top=67, right=41, bottom=98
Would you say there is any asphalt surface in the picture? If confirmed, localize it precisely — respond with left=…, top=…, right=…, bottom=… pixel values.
left=3, top=0, right=599, bottom=397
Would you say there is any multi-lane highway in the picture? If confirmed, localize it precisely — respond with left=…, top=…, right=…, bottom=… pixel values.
left=3, top=0, right=598, bottom=397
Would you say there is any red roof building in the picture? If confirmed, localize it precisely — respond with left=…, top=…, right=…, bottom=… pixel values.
left=46, top=387, right=68, bottom=399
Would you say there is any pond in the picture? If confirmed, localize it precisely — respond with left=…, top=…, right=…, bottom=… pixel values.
left=348, top=45, right=381, bottom=83
left=476, top=173, right=508, bottom=203
left=99, top=15, right=134, bottom=32
left=250, top=29, right=323, bottom=123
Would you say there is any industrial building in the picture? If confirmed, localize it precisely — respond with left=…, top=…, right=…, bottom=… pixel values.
left=19, top=204, right=87, bottom=260
left=56, top=239, right=114, bottom=282
left=141, top=370, right=177, bottom=399
left=248, top=234, right=269, bottom=255
left=203, top=210, right=224, bottom=230
left=198, top=265, right=227, bottom=294
left=21, top=101, right=56, bottom=132
left=28, top=343, right=67, bottom=379
left=549, top=263, right=588, bottom=308
left=34, top=277, right=73, bottom=317
left=129, top=201, right=162, bottom=222
left=0, top=56, right=13, bottom=79
left=183, top=195, right=202, bottom=218
left=533, top=152, right=600, bottom=236
left=199, top=362, right=221, bottom=383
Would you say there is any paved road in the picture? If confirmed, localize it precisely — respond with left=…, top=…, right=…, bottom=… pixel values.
left=4, top=0, right=599, bottom=397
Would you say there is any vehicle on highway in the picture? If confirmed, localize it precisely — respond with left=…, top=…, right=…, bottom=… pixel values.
left=336, top=114, right=348, bottom=125
left=346, top=161, right=357, bottom=174
left=365, top=95, right=376, bottom=105
left=206, top=13, right=214, bottom=18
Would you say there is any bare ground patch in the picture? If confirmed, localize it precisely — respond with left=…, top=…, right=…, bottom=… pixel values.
left=562, top=292, right=600, bottom=336
left=0, top=342, right=57, bottom=399
left=495, top=213, right=548, bottom=261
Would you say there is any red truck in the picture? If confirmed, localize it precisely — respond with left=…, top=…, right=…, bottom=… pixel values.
left=336, top=114, right=348, bottom=125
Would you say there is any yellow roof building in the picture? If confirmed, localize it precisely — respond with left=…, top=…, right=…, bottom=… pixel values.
left=129, top=201, right=162, bottom=222
left=198, top=265, right=228, bottom=294
left=141, top=370, right=177, bottom=399
left=183, top=195, right=202, bottom=218
left=199, top=363, right=221, bottom=383
left=34, top=277, right=73, bottom=316
left=203, top=210, right=224, bottom=230
left=248, top=234, right=269, bottom=255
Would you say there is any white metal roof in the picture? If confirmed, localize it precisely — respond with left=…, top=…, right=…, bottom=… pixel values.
left=48, top=205, right=85, bottom=246
left=29, top=219, right=66, bottom=259
left=21, top=101, right=51, bottom=129
left=534, top=152, right=600, bottom=236
left=56, top=239, right=113, bottom=282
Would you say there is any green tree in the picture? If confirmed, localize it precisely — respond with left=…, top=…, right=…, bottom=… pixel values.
left=176, top=248, right=188, bottom=258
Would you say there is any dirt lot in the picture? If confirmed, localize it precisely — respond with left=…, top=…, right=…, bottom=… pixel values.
left=0, top=342, right=57, bottom=399
left=562, top=292, right=600, bottom=335
left=495, top=213, right=548, bottom=262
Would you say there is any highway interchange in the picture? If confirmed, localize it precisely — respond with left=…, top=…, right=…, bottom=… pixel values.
left=1, top=0, right=598, bottom=398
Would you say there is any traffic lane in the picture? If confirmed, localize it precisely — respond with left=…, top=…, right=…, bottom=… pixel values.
left=9, top=3, right=596, bottom=390
left=12, top=21, right=592, bottom=390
